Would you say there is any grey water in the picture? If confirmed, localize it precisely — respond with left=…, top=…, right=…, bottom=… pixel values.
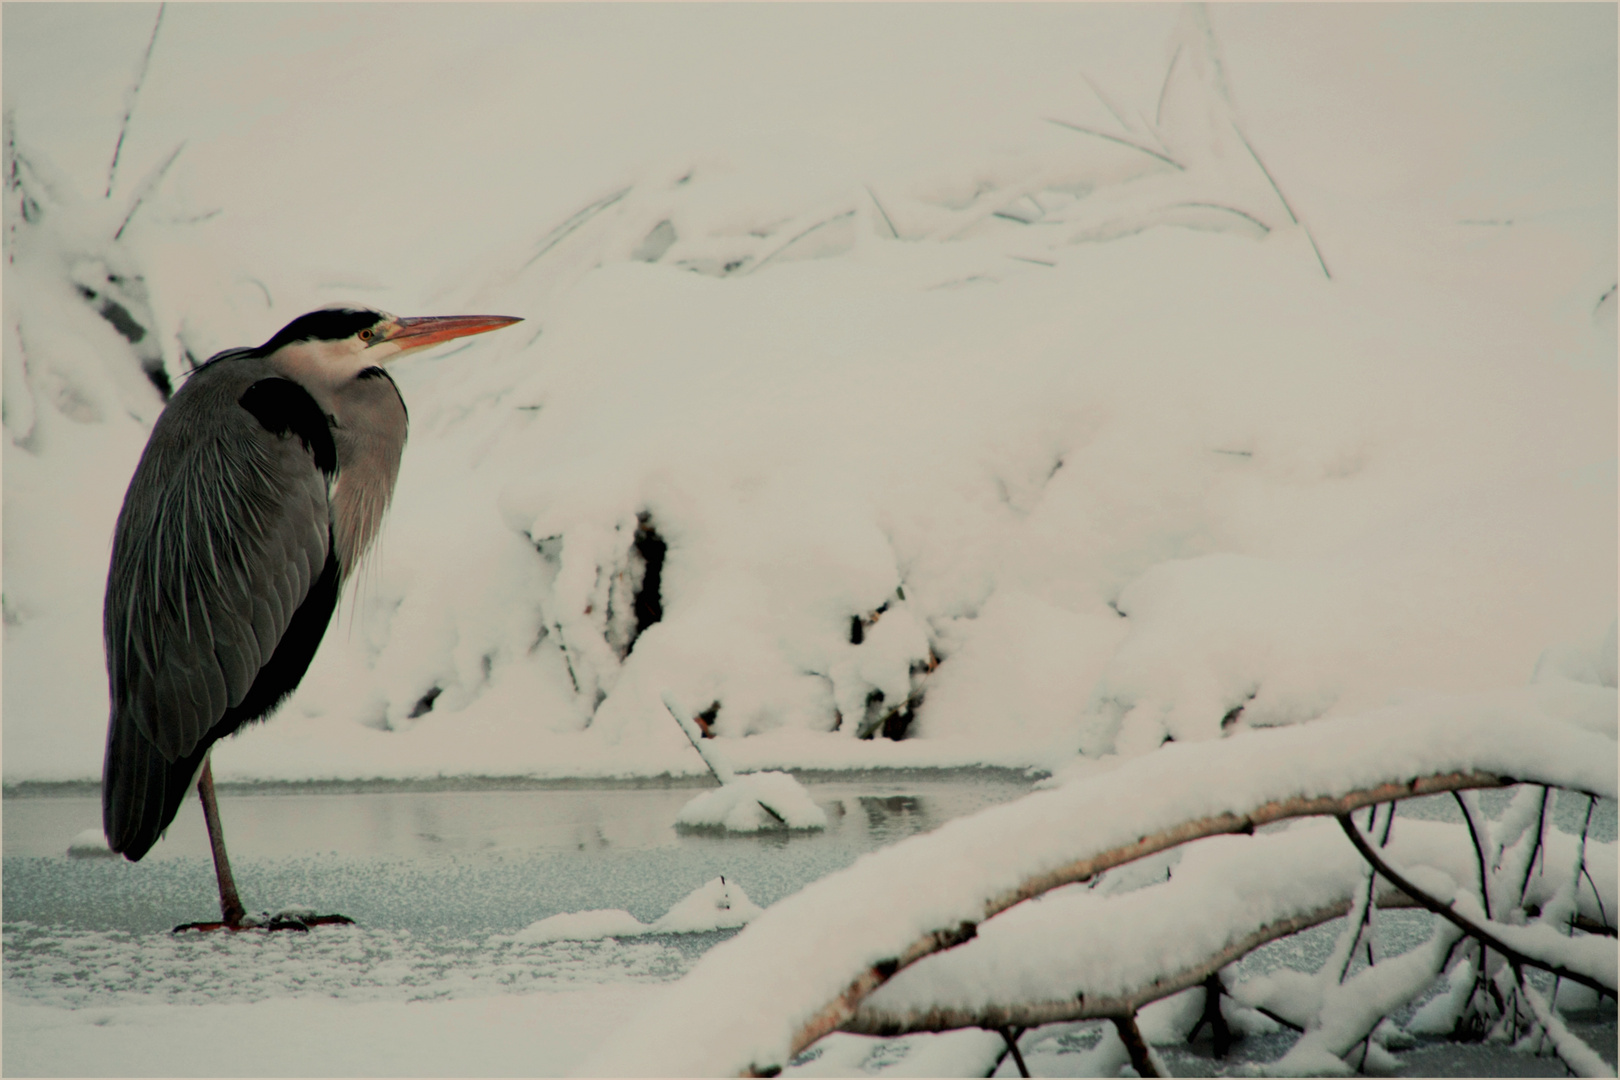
left=3, top=771, right=1037, bottom=934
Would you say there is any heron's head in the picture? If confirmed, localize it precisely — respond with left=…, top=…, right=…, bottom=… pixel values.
left=254, top=306, right=522, bottom=395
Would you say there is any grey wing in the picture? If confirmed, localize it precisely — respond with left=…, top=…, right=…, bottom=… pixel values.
left=102, top=363, right=331, bottom=851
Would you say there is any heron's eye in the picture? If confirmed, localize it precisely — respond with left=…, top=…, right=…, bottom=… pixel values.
left=358, top=328, right=375, bottom=342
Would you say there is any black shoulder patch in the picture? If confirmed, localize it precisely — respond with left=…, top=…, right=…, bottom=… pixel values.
left=239, top=378, right=337, bottom=475
left=254, top=308, right=384, bottom=357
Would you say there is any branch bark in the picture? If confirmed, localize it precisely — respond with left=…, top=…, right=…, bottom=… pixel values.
left=845, top=894, right=1421, bottom=1036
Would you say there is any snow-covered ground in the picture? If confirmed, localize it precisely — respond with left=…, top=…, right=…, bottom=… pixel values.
left=3, top=3, right=1615, bottom=1076
left=5, top=2, right=1613, bottom=785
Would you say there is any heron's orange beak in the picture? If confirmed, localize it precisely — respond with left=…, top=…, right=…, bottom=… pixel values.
left=384, top=314, right=523, bottom=354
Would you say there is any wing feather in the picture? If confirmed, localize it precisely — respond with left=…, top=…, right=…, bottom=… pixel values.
left=102, top=356, right=337, bottom=857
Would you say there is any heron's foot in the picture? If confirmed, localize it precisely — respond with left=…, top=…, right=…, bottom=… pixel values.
left=173, top=907, right=356, bottom=933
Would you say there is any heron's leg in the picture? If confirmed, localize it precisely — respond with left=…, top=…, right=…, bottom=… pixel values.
left=197, top=758, right=246, bottom=926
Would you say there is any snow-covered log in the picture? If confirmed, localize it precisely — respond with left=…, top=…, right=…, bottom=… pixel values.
left=844, top=817, right=1614, bottom=1036
left=581, top=684, right=1615, bottom=1076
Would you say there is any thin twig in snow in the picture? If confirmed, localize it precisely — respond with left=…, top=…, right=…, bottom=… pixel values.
left=113, top=140, right=183, bottom=241
left=1454, top=791, right=1494, bottom=920
left=1521, top=786, right=1552, bottom=899
left=520, top=186, right=632, bottom=272
left=106, top=3, right=166, bottom=199
left=1516, top=965, right=1615, bottom=1078
left=662, top=693, right=733, bottom=786
left=1337, top=814, right=1613, bottom=996
left=1574, top=795, right=1611, bottom=933
left=866, top=186, right=899, bottom=240
left=1154, top=42, right=1184, bottom=130
left=1231, top=122, right=1332, bottom=280
left=1081, top=73, right=1136, bottom=135
left=1171, top=201, right=1272, bottom=233
left=1042, top=117, right=1185, bottom=171
left=752, top=210, right=856, bottom=273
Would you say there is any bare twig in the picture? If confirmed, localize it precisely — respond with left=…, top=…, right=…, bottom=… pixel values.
left=1187, top=971, right=1234, bottom=1058
left=752, top=210, right=856, bottom=273
left=1575, top=795, right=1611, bottom=933
left=662, top=693, right=733, bottom=786
left=1336, top=814, right=1613, bottom=996
left=998, top=1027, right=1029, bottom=1078
left=519, top=186, right=631, bottom=272
left=1171, top=201, right=1271, bottom=233
left=1520, top=786, right=1552, bottom=899
left=1043, top=117, right=1184, bottom=171
left=1453, top=791, right=1494, bottom=920
left=1231, top=122, right=1331, bottom=280
left=1081, top=73, right=1136, bottom=135
left=1155, top=42, right=1185, bottom=130
left=1111, top=1013, right=1159, bottom=1078
left=113, top=140, right=183, bottom=241
left=865, top=186, right=899, bottom=240
left=107, top=3, right=165, bottom=198
left=1516, top=964, right=1616, bottom=1078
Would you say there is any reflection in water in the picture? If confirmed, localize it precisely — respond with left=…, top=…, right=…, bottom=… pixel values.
left=858, top=795, right=932, bottom=841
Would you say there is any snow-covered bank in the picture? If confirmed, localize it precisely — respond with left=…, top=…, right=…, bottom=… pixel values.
left=4, top=4, right=1613, bottom=789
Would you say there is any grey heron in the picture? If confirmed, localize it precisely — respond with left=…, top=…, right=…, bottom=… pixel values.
left=101, top=306, right=521, bottom=930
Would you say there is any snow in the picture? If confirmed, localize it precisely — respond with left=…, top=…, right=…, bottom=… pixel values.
left=3, top=986, right=664, bottom=1078
left=503, top=876, right=763, bottom=943
left=676, top=773, right=829, bottom=833
left=65, top=827, right=114, bottom=859
left=856, top=816, right=1616, bottom=1029
left=3, top=3, right=1613, bottom=787
left=3, top=3, right=1615, bottom=1076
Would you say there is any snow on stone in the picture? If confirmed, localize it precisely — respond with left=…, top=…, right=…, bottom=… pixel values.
left=582, top=694, right=1615, bottom=1076
left=676, top=772, right=829, bottom=833
left=507, top=909, right=652, bottom=946
left=64, top=827, right=114, bottom=858
left=504, top=876, right=763, bottom=943
left=651, top=876, right=764, bottom=934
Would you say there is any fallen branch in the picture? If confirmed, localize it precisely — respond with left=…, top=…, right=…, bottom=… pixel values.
left=1111, top=1012, right=1159, bottom=1078
left=845, top=897, right=1409, bottom=1035
left=578, top=695, right=1614, bottom=1078
left=777, top=771, right=1507, bottom=1073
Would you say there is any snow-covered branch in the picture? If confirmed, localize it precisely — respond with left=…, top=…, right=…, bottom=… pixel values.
left=581, top=690, right=1616, bottom=1077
